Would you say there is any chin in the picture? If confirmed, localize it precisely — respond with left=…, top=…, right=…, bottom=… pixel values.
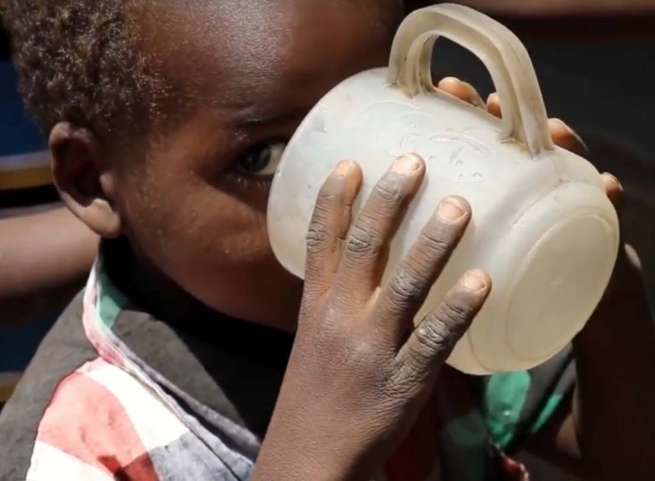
left=197, top=253, right=304, bottom=330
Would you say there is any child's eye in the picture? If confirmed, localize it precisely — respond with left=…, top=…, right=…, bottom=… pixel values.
left=237, top=141, right=287, bottom=177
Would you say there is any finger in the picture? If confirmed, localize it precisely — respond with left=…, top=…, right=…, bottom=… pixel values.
left=486, top=98, right=588, bottom=158
left=625, top=244, right=642, bottom=271
left=395, top=270, right=491, bottom=384
left=338, top=154, right=425, bottom=299
left=601, top=172, right=623, bottom=214
left=304, top=160, right=362, bottom=300
left=373, top=196, right=471, bottom=345
left=548, top=119, right=587, bottom=156
left=486, top=93, right=502, bottom=118
left=598, top=173, right=629, bottom=297
left=438, top=77, right=485, bottom=108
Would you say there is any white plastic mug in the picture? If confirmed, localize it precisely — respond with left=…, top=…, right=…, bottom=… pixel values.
left=267, top=4, right=619, bottom=374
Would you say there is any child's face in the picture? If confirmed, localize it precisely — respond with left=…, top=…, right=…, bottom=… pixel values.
left=107, top=1, right=403, bottom=328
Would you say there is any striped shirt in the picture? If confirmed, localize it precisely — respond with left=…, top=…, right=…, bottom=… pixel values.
left=0, top=253, right=575, bottom=480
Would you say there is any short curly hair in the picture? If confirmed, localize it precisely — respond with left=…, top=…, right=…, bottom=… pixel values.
left=2, top=0, right=168, bottom=139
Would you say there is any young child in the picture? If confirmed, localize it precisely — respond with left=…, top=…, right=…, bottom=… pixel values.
left=1, top=1, right=654, bottom=480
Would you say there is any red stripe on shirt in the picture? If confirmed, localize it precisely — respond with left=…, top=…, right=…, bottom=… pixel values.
left=36, top=362, right=159, bottom=481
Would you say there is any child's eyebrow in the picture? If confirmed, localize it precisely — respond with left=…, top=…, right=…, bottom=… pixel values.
left=236, top=105, right=308, bottom=129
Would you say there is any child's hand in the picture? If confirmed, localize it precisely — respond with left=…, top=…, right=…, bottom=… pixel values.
left=441, top=80, right=655, bottom=480
left=253, top=77, right=639, bottom=481
left=254, top=156, right=491, bottom=481
left=435, top=77, right=643, bottom=307
left=438, top=76, right=648, bottom=312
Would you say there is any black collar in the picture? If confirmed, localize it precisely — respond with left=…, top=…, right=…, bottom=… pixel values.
left=101, top=238, right=293, bottom=439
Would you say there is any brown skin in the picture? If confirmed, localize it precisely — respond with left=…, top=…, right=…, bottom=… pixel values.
left=254, top=158, right=491, bottom=481
left=0, top=207, right=97, bottom=326
left=52, top=0, right=403, bottom=331
left=48, top=0, right=654, bottom=478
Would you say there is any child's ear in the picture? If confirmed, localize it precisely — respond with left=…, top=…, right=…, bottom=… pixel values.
left=49, top=122, right=122, bottom=238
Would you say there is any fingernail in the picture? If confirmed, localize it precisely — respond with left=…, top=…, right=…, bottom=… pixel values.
left=552, top=118, right=572, bottom=133
left=551, top=118, right=578, bottom=138
left=603, top=172, right=622, bottom=188
left=439, top=76, right=460, bottom=87
left=437, top=196, right=468, bottom=222
left=393, top=154, right=423, bottom=175
left=463, top=83, right=485, bottom=108
left=335, top=159, right=356, bottom=176
left=462, top=270, right=488, bottom=292
left=551, top=119, right=588, bottom=153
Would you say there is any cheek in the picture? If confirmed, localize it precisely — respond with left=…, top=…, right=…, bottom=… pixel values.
left=120, top=166, right=274, bottom=273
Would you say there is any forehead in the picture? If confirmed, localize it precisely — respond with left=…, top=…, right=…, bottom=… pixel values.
left=142, top=0, right=402, bottom=124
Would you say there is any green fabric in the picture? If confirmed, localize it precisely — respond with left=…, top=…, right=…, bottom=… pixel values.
left=483, top=371, right=531, bottom=450
left=97, top=269, right=127, bottom=333
left=530, top=393, right=564, bottom=434
left=441, top=411, right=491, bottom=481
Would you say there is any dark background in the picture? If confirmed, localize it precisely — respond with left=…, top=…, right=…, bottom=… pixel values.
left=432, top=34, right=655, bottom=299
left=432, top=27, right=655, bottom=480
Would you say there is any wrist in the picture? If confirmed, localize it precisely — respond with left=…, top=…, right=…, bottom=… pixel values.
left=252, top=449, right=361, bottom=481
left=253, top=418, right=371, bottom=481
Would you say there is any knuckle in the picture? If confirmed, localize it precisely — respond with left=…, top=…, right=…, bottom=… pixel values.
left=419, top=228, right=452, bottom=256
left=345, top=224, right=377, bottom=257
left=314, top=190, right=340, bottom=212
left=388, top=267, right=423, bottom=301
left=441, top=299, right=473, bottom=325
left=435, top=295, right=477, bottom=334
left=349, top=338, right=378, bottom=363
left=388, top=351, right=432, bottom=395
left=396, top=360, right=427, bottom=390
left=414, top=319, right=453, bottom=353
left=306, top=221, right=331, bottom=250
left=332, top=336, right=383, bottom=377
left=374, top=174, right=406, bottom=204
left=384, top=374, right=417, bottom=400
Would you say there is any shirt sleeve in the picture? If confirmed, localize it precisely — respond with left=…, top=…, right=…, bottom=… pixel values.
left=481, top=346, right=576, bottom=452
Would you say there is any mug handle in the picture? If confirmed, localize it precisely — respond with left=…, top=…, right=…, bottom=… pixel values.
left=387, top=3, right=554, bottom=157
